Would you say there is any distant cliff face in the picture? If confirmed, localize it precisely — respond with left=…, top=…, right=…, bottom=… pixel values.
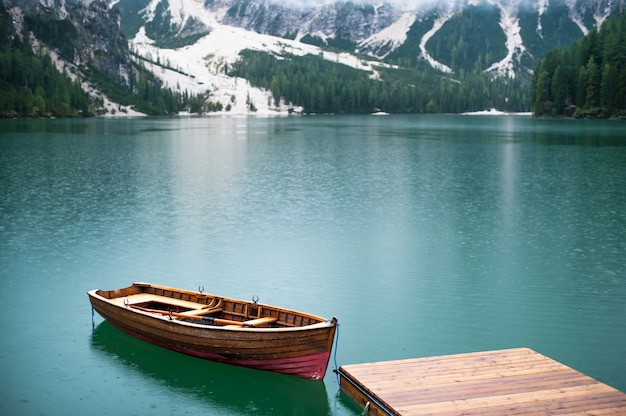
left=6, top=0, right=133, bottom=86
left=109, top=0, right=626, bottom=80
left=216, top=0, right=398, bottom=42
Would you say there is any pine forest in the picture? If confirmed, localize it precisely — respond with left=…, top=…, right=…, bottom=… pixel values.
left=532, top=12, right=626, bottom=118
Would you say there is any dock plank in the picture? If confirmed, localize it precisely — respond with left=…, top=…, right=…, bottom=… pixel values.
left=338, top=348, right=626, bottom=416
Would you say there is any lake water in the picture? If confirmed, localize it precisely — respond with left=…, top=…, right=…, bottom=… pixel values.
left=1, top=115, right=625, bottom=415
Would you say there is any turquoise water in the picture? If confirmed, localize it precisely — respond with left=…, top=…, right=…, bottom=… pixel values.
left=1, top=115, right=625, bottom=415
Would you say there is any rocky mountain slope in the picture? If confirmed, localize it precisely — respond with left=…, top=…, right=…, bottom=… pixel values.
left=3, top=0, right=147, bottom=114
left=4, top=0, right=625, bottom=115
left=6, top=0, right=132, bottom=86
left=119, top=0, right=626, bottom=78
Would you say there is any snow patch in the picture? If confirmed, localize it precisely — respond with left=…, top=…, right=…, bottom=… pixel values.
left=359, top=11, right=417, bottom=58
left=485, top=1, right=526, bottom=78
left=166, top=0, right=190, bottom=27
left=419, top=13, right=453, bottom=74
left=565, top=0, right=589, bottom=35
left=130, top=8, right=389, bottom=114
left=537, top=0, right=549, bottom=16
left=462, top=108, right=531, bottom=115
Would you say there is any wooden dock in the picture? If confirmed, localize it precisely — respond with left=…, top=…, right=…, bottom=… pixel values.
left=337, top=348, right=626, bottom=416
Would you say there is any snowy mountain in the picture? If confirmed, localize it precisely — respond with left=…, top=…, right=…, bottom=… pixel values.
left=101, top=0, right=622, bottom=114
left=118, top=0, right=625, bottom=78
left=4, top=0, right=625, bottom=115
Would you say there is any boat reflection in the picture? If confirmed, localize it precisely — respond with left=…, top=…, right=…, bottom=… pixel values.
left=91, top=321, right=331, bottom=415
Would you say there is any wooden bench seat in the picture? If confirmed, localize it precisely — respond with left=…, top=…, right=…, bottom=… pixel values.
left=176, top=307, right=223, bottom=317
left=242, top=317, right=278, bottom=327
left=115, top=293, right=208, bottom=311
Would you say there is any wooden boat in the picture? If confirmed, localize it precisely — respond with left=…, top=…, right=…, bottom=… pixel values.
left=88, top=282, right=338, bottom=380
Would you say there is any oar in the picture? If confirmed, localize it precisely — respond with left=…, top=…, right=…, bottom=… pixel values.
left=129, top=304, right=244, bottom=326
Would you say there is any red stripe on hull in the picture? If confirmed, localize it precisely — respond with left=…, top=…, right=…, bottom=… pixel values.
left=114, top=323, right=333, bottom=380
left=231, top=352, right=332, bottom=380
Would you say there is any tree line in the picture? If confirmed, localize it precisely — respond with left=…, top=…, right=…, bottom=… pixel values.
left=0, top=44, right=92, bottom=118
left=231, top=49, right=530, bottom=114
left=0, top=4, right=214, bottom=118
left=0, top=40, right=215, bottom=118
left=532, top=11, right=626, bottom=118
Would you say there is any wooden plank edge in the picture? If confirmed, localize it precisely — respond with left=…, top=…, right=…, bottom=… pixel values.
left=337, top=366, right=398, bottom=416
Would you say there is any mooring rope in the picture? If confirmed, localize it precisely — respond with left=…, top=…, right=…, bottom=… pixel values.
left=333, top=322, right=341, bottom=385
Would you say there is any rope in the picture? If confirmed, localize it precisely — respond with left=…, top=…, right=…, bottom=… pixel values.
left=333, top=322, right=341, bottom=386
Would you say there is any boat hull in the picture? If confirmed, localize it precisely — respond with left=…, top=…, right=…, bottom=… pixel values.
left=88, top=285, right=337, bottom=380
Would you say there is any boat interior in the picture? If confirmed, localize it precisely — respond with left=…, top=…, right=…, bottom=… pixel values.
left=96, top=283, right=324, bottom=328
